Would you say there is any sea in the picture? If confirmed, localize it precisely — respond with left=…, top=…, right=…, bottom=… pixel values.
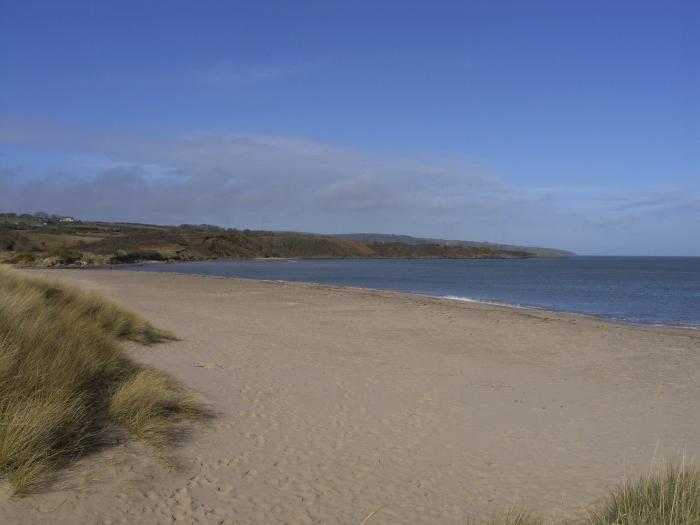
left=125, top=256, right=700, bottom=330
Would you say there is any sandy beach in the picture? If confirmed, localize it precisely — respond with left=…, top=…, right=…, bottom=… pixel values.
left=2, top=268, right=699, bottom=524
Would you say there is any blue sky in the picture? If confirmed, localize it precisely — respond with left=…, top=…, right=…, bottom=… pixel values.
left=1, top=0, right=698, bottom=255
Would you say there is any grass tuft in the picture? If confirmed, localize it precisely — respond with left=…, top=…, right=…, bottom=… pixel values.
left=110, top=368, right=207, bottom=448
left=472, top=508, right=546, bottom=525
left=471, top=463, right=700, bottom=525
left=0, top=266, right=204, bottom=493
left=590, top=461, right=700, bottom=525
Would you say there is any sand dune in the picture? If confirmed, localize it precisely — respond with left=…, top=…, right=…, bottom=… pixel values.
left=1, top=269, right=699, bottom=524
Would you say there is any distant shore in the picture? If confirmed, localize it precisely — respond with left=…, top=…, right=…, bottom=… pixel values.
left=3, top=269, right=699, bottom=523
left=119, top=256, right=700, bottom=333
left=1, top=213, right=557, bottom=267
left=50, top=261, right=700, bottom=333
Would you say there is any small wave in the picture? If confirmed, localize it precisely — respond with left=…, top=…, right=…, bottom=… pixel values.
left=438, top=295, right=535, bottom=310
left=598, top=315, right=700, bottom=332
left=439, top=295, right=700, bottom=331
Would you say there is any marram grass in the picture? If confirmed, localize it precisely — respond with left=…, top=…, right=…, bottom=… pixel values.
left=0, top=266, right=205, bottom=493
left=471, top=461, right=700, bottom=525
left=590, top=461, right=700, bottom=525
left=471, top=508, right=546, bottom=525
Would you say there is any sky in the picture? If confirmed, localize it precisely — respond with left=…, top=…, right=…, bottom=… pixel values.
left=1, top=0, right=698, bottom=255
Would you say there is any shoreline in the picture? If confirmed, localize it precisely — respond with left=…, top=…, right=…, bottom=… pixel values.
left=114, top=265, right=700, bottom=336
left=432, top=293, right=700, bottom=333
left=4, top=268, right=699, bottom=523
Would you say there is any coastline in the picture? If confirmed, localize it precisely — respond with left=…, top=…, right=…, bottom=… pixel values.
left=118, top=264, right=700, bottom=335
left=3, top=268, right=699, bottom=523
left=434, top=294, right=700, bottom=334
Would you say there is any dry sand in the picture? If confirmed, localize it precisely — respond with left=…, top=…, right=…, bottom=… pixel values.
left=2, top=269, right=699, bottom=524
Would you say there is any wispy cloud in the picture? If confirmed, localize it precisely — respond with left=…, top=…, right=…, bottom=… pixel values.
left=0, top=120, right=546, bottom=234
left=0, top=119, right=698, bottom=254
left=605, top=189, right=700, bottom=215
left=570, top=188, right=700, bottom=228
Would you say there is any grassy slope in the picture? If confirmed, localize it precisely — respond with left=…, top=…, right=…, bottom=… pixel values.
left=331, top=233, right=576, bottom=257
left=0, top=214, right=536, bottom=265
left=0, top=266, right=206, bottom=493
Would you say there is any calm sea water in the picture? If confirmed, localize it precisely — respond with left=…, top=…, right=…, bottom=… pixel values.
left=126, top=257, right=700, bottom=329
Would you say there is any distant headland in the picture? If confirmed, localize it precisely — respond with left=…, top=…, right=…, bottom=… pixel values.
left=0, top=212, right=574, bottom=266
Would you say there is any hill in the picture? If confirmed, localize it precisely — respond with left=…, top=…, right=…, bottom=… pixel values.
left=331, top=233, right=575, bottom=257
left=0, top=213, right=563, bottom=266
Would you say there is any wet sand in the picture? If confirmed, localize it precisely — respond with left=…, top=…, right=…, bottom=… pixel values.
left=2, top=269, right=699, bottom=524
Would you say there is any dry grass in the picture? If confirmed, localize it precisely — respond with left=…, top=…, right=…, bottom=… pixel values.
left=0, top=266, right=205, bottom=493
left=473, top=508, right=546, bottom=525
left=0, top=267, right=175, bottom=344
left=474, top=462, right=700, bottom=525
left=590, top=461, right=700, bottom=525
left=110, top=368, right=206, bottom=448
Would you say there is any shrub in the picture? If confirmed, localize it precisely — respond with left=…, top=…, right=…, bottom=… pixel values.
left=5, top=252, right=37, bottom=266
left=109, top=250, right=165, bottom=264
left=52, top=249, right=82, bottom=265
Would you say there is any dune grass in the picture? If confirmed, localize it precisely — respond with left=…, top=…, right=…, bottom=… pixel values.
left=476, top=461, right=700, bottom=525
left=0, top=266, right=206, bottom=493
left=473, top=508, right=546, bottom=525
left=590, top=461, right=700, bottom=525
left=0, top=266, right=175, bottom=344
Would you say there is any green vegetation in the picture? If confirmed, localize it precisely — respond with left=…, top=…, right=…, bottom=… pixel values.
left=366, top=242, right=531, bottom=258
left=331, top=233, right=576, bottom=257
left=0, top=212, right=546, bottom=266
left=4, top=252, right=36, bottom=266
left=0, top=266, right=205, bottom=493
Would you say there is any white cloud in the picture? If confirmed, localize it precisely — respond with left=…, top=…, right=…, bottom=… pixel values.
left=0, top=120, right=698, bottom=254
